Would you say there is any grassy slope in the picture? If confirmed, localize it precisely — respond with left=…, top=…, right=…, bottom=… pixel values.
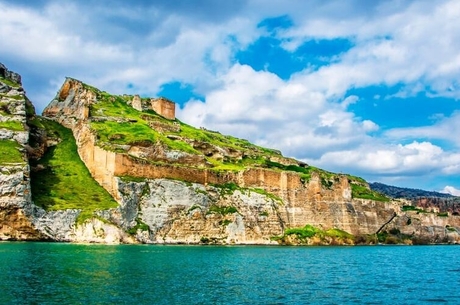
left=29, top=118, right=118, bottom=222
left=89, top=91, right=280, bottom=164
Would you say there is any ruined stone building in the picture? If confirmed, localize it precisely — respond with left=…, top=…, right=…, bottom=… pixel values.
left=131, top=95, right=175, bottom=120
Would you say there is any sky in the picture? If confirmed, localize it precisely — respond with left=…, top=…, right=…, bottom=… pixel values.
left=1, top=0, right=459, bottom=194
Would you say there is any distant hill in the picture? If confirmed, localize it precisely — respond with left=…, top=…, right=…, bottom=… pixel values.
left=369, top=182, right=455, bottom=199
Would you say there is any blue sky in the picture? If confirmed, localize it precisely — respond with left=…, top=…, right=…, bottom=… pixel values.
left=1, top=0, right=459, bottom=194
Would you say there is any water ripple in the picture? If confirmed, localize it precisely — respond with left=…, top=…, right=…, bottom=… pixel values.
left=0, top=243, right=459, bottom=304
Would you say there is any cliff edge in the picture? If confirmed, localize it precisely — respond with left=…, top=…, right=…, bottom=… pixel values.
left=1, top=63, right=459, bottom=244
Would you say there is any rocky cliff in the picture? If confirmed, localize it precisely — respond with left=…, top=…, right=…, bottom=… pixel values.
left=1, top=63, right=459, bottom=244
left=0, top=63, right=40, bottom=240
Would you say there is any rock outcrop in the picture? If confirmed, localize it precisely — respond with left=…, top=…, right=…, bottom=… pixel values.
left=0, top=63, right=40, bottom=240
left=0, top=64, right=133, bottom=243
left=40, top=77, right=460, bottom=244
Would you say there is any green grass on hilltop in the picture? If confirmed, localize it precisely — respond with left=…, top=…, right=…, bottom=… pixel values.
left=88, top=89, right=280, bottom=160
left=30, top=118, right=118, bottom=223
left=0, top=139, right=24, bottom=164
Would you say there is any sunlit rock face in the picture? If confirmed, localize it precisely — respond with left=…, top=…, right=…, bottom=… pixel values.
left=1, top=64, right=459, bottom=244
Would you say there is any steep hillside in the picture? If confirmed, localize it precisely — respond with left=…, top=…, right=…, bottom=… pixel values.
left=2, top=62, right=460, bottom=245
left=44, top=78, right=386, bottom=201
left=39, top=77, right=460, bottom=244
left=0, top=63, right=41, bottom=240
left=28, top=117, right=118, bottom=222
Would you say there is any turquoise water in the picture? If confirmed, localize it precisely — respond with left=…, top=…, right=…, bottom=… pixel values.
left=0, top=243, right=458, bottom=304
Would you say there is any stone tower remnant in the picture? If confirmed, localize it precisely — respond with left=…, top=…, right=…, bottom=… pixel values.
left=130, top=95, right=175, bottom=120
left=151, top=97, right=175, bottom=120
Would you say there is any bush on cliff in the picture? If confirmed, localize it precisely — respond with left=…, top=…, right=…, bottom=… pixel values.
left=274, top=224, right=355, bottom=245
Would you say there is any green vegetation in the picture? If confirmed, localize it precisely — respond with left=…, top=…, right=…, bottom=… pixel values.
left=82, top=81, right=388, bottom=202
left=274, top=224, right=424, bottom=245
left=88, top=91, right=278, bottom=159
left=402, top=206, right=452, bottom=218
left=30, top=118, right=118, bottom=223
left=0, top=76, right=20, bottom=88
left=25, top=98, right=35, bottom=116
left=210, top=182, right=284, bottom=204
left=86, top=87, right=281, bottom=168
left=401, top=205, right=427, bottom=213
left=446, top=225, right=456, bottom=232
left=200, top=236, right=210, bottom=243
left=273, top=224, right=354, bottom=245
left=0, top=139, right=24, bottom=164
left=6, top=94, right=24, bottom=100
left=119, top=176, right=147, bottom=183
left=250, top=188, right=283, bottom=204
left=210, top=182, right=240, bottom=196
left=219, top=219, right=232, bottom=226
left=402, top=205, right=417, bottom=211
left=374, top=229, right=412, bottom=244
left=284, top=224, right=321, bottom=239
left=263, top=160, right=315, bottom=182
left=207, top=205, right=238, bottom=215
left=188, top=205, right=202, bottom=213
left=350, top=183, right=390, bottom=202
left=0, top=120, right=24, bottom=131
left=127, top=218, right=150, bottom=234
left=0, top=102, right=8, bottom=115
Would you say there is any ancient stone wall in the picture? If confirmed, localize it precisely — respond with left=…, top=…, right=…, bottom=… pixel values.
left=151, top=97, right=175, bottom=120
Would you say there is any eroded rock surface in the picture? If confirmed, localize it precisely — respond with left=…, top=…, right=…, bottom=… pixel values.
left=1, top=65, right=459, bottom=244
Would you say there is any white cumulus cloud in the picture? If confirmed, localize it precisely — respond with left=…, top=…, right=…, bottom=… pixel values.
left=440, top=186, right=460, bottom=196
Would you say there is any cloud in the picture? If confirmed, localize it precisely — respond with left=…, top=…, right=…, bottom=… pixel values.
left=281, top=0, right=460, bottom=99
left=178, top=64, right=379, bottom=159
left=385, top=111, right=460, bottom=147
left=440, top=186, right=460, bottom=196
left=0, top=1, right=257, bottom=111
left=310, top=141, right=460, bottom=178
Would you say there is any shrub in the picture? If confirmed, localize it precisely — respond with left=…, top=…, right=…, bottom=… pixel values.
left=207, top=205, right=238, bottom=215
left=127, top=218, right=150, bottom=235
left=351, top=183, right=390, bottom=201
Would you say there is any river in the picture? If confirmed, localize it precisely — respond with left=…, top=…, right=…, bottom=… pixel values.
left=0, top=242, right=458, bottom=304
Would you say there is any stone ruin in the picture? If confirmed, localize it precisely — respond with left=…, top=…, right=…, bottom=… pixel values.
left=131, top=95, right=175, bottom=120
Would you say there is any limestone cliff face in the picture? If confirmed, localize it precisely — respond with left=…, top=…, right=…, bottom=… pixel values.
left=98, top=178, right=284, bottom=244
left=38, top=77, right=460, bottom=244
left=2, top=68, right=459, bottom=244
left=0, top=65, right=132, bottom=243
left=0, top=63, right=40, bottom=240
